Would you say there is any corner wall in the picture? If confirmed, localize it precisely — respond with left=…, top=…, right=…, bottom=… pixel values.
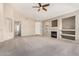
left=35, top=21, right=43, bottom=35
left=0, top=3, right=36, bottom=42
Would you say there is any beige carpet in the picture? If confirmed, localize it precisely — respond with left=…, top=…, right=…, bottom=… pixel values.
left=0, top=36, right=79, bottom=56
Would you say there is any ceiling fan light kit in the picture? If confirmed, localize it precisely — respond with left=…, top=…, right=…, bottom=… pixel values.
left=33, top=3, right=50, bottom=12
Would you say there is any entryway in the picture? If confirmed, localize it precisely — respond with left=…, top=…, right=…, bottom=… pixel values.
left=14, top=21, right=21, bottom=37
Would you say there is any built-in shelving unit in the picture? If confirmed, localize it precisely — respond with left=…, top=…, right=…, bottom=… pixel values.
left=43, top=10, right=79, bottom=42
left=61, top=16, right=75, bottom=40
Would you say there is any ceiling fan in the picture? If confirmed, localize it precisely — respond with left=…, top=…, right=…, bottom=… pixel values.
left=32, top=3, right=50, bottom=12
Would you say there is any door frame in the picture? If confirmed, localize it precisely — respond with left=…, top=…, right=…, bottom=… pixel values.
left=14, top=21, right=21, bottom=37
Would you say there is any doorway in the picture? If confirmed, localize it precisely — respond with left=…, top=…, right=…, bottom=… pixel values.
left=14, top=21, right=21, bottom=37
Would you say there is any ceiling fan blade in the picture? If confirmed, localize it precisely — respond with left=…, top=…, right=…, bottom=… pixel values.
left=38, top=3, right=41, bottom=7
left=42, top=4, right=50, bottom=7
left=42, top=7, right=47, bottom=11
left=32, top=6, right=40, bottom=8
left=38, top=9, right=40, bottom=12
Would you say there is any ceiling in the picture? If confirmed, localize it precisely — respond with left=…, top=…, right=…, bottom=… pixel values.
left=10, top=3, right=79, bottom=21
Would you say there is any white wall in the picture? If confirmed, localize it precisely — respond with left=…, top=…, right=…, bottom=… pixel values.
left=13, top=9, right=36, bottom=36
left=0, top=4, right=36, bottom=42
left=21, top=18, right=35, bottom=36
left=0, top=4, right=4, bottom=42
left=75, top=12, right=79, bottom=41
left=35, top=21, right=43, bottom=35
left=4, top=4, right=14, bottom=40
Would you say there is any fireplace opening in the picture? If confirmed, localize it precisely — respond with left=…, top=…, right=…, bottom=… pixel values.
left=51, top=31, right=57, bottom=38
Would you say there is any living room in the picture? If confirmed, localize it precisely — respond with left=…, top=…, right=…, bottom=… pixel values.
left=0, top=3, right=79, bottom=56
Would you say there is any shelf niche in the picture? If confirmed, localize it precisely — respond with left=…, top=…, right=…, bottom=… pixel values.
left=51, top=19, right=58, bottom=27
left=62, top=16, right=75, bottom=29
left=62, top=31, right=75, bottom=35
left=62, top=35, right=75, bottom=40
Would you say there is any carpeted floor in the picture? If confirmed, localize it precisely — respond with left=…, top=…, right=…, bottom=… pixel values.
left=0, top=36, right=79, bottom=56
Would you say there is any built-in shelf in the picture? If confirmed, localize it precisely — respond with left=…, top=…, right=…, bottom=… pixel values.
left=61, top=16, right=75, bottom=40
left=44, top=15, right=76, bottom=41
left=62, top=29, right=75, bottom=31
left=61, top=35, right=75, bottom=40
left=62, top=31, right=75, bottom=35
left=62, top=38, right=75, bottom=41
left=61, top=34, right=75, bottom=37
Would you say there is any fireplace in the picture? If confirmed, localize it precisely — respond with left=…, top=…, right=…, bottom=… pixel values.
left=51, top=31, right=57, bottom=38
